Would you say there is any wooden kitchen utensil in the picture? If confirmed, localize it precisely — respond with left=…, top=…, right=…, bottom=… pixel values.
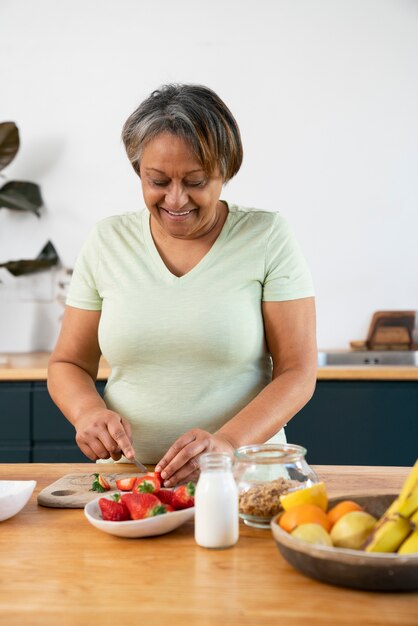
left=366, top=311, right=416, bottom=350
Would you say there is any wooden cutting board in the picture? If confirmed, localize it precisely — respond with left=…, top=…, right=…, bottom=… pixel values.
left=366, top=310, right=415, bottom=349
left=37, top=471, right=146, bottom=508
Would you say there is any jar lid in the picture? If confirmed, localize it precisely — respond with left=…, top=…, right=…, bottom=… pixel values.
left=233, top=443, right=307, bottom=464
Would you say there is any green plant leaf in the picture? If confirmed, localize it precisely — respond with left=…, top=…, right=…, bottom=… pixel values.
left=0, top=122, right=19, bottom=171
left=0, top=241, right=59, bottom=277
left=0, top=180, right=43, bottom=215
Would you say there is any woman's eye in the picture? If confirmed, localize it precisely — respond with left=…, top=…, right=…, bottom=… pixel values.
left=186, top=180, right=206, bottom=187
left=150, top=179, right=206, bottom=188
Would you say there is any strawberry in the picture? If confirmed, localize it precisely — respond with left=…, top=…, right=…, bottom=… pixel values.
left=99, top=493, right=131, bottom=521
left=157, top=488, right=175, bottom=506
left=115, top=476, right=137, bottom=492
left=134, top=472, right=162, bottom=494
left=153, top=470, right=162, bottom=484
left=172, top=482, right=195, bottom=510
left=121, top=492, right=170, bottom=520
left=91, top=473, right=111, bottom=493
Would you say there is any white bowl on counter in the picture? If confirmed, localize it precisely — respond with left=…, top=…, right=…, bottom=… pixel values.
left=0, top=480, right=37, bottom=521
left=85, top=495, right=195, bottom=538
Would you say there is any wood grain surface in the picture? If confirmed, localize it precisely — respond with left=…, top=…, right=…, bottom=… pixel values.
left=1, top=351, right=418, bottom=380
left=0, top=463, right=417, bottom=626
left=0, top=352, right=110, bottom=380
left=37, top=471, right=147, bottom=507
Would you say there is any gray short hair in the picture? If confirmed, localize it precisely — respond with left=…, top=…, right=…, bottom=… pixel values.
left=121, top=84, right=243, bottom=182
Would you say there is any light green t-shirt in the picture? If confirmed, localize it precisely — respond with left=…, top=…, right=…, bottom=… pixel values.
left=66, top=204, right=314, bottom=462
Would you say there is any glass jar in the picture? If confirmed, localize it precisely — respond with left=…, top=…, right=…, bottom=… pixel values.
left=233, top=443, right=318, bottom=528
left=194, top=453, right=239, bottom=549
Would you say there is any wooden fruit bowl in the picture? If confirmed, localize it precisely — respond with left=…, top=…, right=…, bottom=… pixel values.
left=271, top=494, right=418, bottom=591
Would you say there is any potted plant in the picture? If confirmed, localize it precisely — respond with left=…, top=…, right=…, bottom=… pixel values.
left=0, top=121, right=58, bottom=276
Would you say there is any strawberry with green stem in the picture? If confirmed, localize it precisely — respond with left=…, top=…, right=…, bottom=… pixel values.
left=99, top=494, right=131, bottom=521
left=134, top=472, right=162, bottom=494
left=158, top=489, right=176, bottom=506
left=172, top=482, right=195, bottom=510
left=121, top=493, right=172, bottom=520
left=91, top=473, right=111, bottom=493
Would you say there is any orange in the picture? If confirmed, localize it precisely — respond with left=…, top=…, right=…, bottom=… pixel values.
left=327, top=500, right=364, bottom=526
left=279, top=503, right=332, bottom=533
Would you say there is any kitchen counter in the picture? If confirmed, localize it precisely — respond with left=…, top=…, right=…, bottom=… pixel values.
left=0, top=352, right=111, bottom=381
left=1, top=351, right=418, bottom=380
left=0, top=463, right=416, bottom=625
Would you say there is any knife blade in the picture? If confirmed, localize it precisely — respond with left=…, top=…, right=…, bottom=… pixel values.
left=131, top=456, right=148, bottom=473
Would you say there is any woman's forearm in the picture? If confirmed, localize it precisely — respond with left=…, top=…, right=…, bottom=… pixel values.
left=47, top=308, right=134, bottom=461
left=47, top=360, right=106, bottom=427
left=216, top=366, right=317, bottom=449
left=156, top=365, right=317, bottom=486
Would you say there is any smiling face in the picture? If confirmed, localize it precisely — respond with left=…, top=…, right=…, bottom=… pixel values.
left=139, top=133, right=225, bottom=240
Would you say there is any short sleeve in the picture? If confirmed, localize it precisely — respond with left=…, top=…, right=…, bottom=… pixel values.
left=262, top=214, right=314, bottom=301
left=66, top=225, right=103, bottom=310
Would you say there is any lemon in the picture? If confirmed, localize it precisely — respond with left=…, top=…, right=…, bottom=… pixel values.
left=291, top=523, right=333, bottom=546
left=280, top=482, right=328, bottom=512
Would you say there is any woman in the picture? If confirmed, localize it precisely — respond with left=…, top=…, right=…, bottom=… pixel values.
left=48, top=84, right=317, bottom=487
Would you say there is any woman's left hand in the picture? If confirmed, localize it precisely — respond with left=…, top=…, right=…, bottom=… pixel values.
left=155, top=429, right=235, bottom=487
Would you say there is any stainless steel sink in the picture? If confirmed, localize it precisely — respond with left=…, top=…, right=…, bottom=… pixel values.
left=318, top=350, right=418, bottom=367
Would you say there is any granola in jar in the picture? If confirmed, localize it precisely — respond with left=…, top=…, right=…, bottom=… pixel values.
left=238, top=477, right=300, bottom=519
left=234, top=444, right=319, bottom=528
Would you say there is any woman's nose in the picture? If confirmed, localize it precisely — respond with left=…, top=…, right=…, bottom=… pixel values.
left=164, top=183, right=188, bottom=210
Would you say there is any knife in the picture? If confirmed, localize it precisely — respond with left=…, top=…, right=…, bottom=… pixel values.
left=131, top=455, right=148, bottom=473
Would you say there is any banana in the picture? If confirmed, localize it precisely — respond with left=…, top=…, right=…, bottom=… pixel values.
left=410, top=509, right=418, bottom=527
left=371, top=460, right=418, bottom=520
left=363, top=513, right=411, bottom=553
left=358, top=462, right=418, bottom=554
left=397, top=484, right=418, bottom=518
left=397, top=529, right=418, bottom=555
left=398, top=459, right=418, bottom=504
left=383, top=496, right=401, bottom=517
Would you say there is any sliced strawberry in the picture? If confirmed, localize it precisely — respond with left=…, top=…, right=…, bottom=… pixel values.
left=157, top=489, right=175, bottom=506
left=134, top=472, right=162, bottom=494
left=91, top=473, right=111, bottom=493
left=172, top=482, right=195, bottom=510
left=115, top=476, right=137, bottom=492
left=121, top=492, right=170, bottom=519
left=99, top=493, right=131, bottom=521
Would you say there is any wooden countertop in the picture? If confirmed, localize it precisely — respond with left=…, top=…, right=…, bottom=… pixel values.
left=0, top=352, right=111, bottom=381
left=1, top=352, right=418, bottom=381
left=0, top=463, right=416, bottom=626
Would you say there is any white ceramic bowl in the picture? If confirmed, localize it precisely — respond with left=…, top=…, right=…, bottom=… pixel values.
left=84, top=496, right=195, bottom=538
left=0, top=480, right=37, bottom=521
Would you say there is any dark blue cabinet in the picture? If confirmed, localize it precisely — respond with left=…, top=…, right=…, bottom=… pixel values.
left=0, top=384, right=31, bottom=461
left=1, top=379, right=417, bottom=464
left=0, top=381, right=106, bottom=462
left=286, top=381, right=418, bottom=466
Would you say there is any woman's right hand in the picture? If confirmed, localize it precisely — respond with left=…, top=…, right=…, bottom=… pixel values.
left=74, top=408, right=135, bottom=462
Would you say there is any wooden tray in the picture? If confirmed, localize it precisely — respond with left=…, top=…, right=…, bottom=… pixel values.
left=37, top=472, right=145, bottom=508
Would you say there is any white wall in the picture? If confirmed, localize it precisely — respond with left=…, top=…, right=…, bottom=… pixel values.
left=1, top=0, right=417, bottom=352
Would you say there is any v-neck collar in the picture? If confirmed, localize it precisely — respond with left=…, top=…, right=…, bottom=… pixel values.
left=141, top=201, right=232, bottom=284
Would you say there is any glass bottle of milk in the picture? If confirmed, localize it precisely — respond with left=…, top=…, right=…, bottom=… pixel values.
left=194, top=453, right=239, bottom=549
